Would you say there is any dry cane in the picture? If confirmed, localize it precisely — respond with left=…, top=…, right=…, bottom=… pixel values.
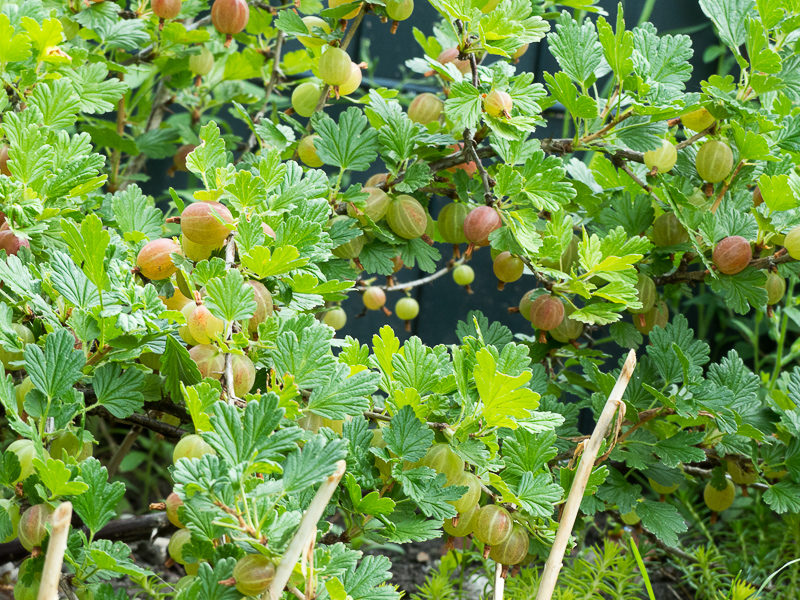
left=37, top=502, right=73, bottom=600
left=533, top=350, right=637, bottom=600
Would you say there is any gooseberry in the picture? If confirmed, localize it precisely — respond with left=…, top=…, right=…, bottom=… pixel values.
left=385, top=0, right=413, bottom=20
left=648, top=477, right=679, bottom=495
left=784, top=226, right=800, bottom=259
left=420, top=444, right=464, bottom=486
left=443, top=503, right=478, bottom=537
left=437, top=47, right=470, bottom=75
left=448, top=471, right=481, bottom=513
left=332, top=232, right=365, bottom=259
left=365, top=173, right=388, bottom=187
left=173, top=144, right=196, bottom=172
left=695, top=140, right=733, bottom=183
left=233, top=554, right=276, bottom=596
left=529, top=294, right=565, bottom=331
left=328, top=0, right=361, bottom=18
left=512, top=43, right=528, bottom=59
left=211, top=0, right=249, bottom=35
left=362, top=286, right=386, bottom=311
left=437, top=202, right=469, bottom=244
left=408, top=93, right=444, bottom=125
left=166, top=492, right=185, bottom=528
left=323, top=307, right=347, bottom=330
left=0, top=146, right=10, bottom=177
left=298, top=16, right=331, bottom=48
left=14, top=559, right=41, bottom=600
left=291, top=82, right=322, bottom=118
left=189, top=344, right=224, bottom=380
left=0, top=499, right=20, bottom=542
left=643, top=139, right=677, bottom=173
left=386, top=195, right=427, bottom=240
left=15, top=376, right=33, bottom=414
left=488, top=523, right=529, bottom=565
left=136, top=239, right=181, bottom=280
left=319, top=47, right=352, bottom=87
left=620, top=510, right=640, bottom=525
left=713, top=236, right=751, bottom=275
left=445, top=142, right=477, bottom=175
left=628, top=273, right=656, bottom=315
left=704, top=479, right=735, bottom=512
left=682, top=107, right=715, bottom=131
left=179, top=303, right=200, bottom=345
left=634, top=300, right=669, bottom=335
left=473, top=505, right=514, bottom=547
left=7, top=439, right=41, bottom=483
left=168, top=528, right=193, bottom=565
left=245, top=279, right=273, bottom=332
left=727, top=461, right=757, bottom=485
left=182, top=236, right=221, bottom=262
left=651, top=213, right=689, bottom=247
left=0, top=323, right=34, bottom=370
left=189, top=47, right=214, bottom=76
left=395, top=297, right=419, bottom=321
left=187, top=304, right=224, bottom=344
left=463, top=206, right=501, bottom=247
left=484, top=90, right=513, bottom=118
left=173, top=433, right=216, bottom=464
left=152, top=0, right=181, bottom=20
left=347, top=187, right=390, bottom=224
left=180, top=201, right=233, bottom=246
left=753, top=186, right=763, bottom=207
left=765, top=272, right=785, bottom=305
left=338, top=62, right=362, bottom=96
left=452, top=264, right=474, bottom=286
left=298, top=135, right=323, bottom=168
left=550, top=303, right=584, bottom=343
left=18, top=504, right=54, bottom=551
left=493, top=252, right=524, bottom=284
left=231, top=353, right=256, bottom=397
left=0, top=230, right=29, bottom=256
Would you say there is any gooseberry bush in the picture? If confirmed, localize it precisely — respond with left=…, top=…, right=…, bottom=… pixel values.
left=1, top=0, right=800, bottom=599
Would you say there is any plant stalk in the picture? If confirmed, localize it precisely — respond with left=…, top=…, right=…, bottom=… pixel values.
left=37, top=502, right=73, bottom=600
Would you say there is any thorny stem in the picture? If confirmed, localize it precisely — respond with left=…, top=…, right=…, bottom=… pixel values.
left=354, top=257, right=466, bottom=293
left=710, top=160, right=746, bottom=214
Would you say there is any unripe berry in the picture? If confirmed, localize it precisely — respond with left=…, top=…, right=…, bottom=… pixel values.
left=437, top=202, right=469, bottom=244
left=0, top=323, right=33, bottom=370
left=695, top=140, right=733, bottom=183
left=179, top=302, right=200, bottom=345
left=634, top=300, right=668, bottom=335
left=518, top=290, right=535, bottom=322
left=0, top=499, right=19, bottom=543
left=385, top=0, right=413, bottom=21
left=347, top=187, right=390, bottom=224
left=463, top=206, right=501, bottom=246
left=187, top=304, right=224, bottom=344
left=298, top=17, right=331, bottom=48
left=628, top=273, right=656, bottom=315
left=362, top=286, right=386, bottom=310
left=452, top=264, right=474, bottom=286
left=291, top=82, right=322, bottom=118
left=182, top=236, right=222, bottom=262
left=168, top=529, right=193, bottom=565
left=713, top=236, right=751, bottom=275
left=233, top=554, right=276, bottom=596
left=448, top=471, right=480, bottom=513
left=643, top=139, right=677, bottom=173
left=484, top=90, right=513, bottom=118
left=332, top=232, right=365, bottom=259
left=338, top=62, right=362, bottom=96
left=512, top=43, right=528, bottom=59
left=682, top=107, right=715, bottom=131
left=323, top=307, right=347, bottom=330
left=319, top=47, right=352, bottom=87
left=0, top=230, right=29, bottom=256
left=189, top=344, right=224, bottom=380
left=152, top=0, right=181, bottom=20
left=620, top=510, right=640, bottom=525
left=14, top=559, right=41, bottom=600
left=180, top=201, right=233, bottom=246
left=231, top=353, right=256, bottom=397
left=7, top=439, right=43, bottom=483
left=437, top=47, right=470, bottom=75
left=172, top=434, right=216, bottom=464
left=420, top=444, right=464, bottom=486
left=443, top=503, right=478, bottom=537
left=703, top=479, right=735, bottom=512
left=328, top=0, right=361, bottom=19
left=408, top=93, right=444, bottom=125
left=550, top=303, right=584, bottom=343
left=137, top=239, right=181, bottom=280
left=651, top=213, right=688, bottom=247
left=488, top=523, right=529, bottom=565
left=189, top=47, right=214, bottom=76
left=765, top=272, right=786, bottom=305
left=18, top=504, right=54, bottom=551
left=245, top=279, right=273, bottom=332
left=165, top=492, right=185, bottom=528
left=648, top=478, right=679, bottom=495
left=473, top=504, right=513, bottom=546
left=173, top=144, right=196, bottom=172
left=493, top=251, right=524, bottom=283
left=529, top=294, right=564, bottom=331
left=298, top=135, right=323, bottom=168
left=395, top=297, right=419, bottom=321
left=783, top=226, right=800, bottom=259
left=727, top=460, right=757, bottom=485
left=365, top=173, right=388, bottom=187
left=386, top=195, right=427, bottom=240
left=540, top=234, right=578, bottom=271
left=211, top=0, right=249, bottom=35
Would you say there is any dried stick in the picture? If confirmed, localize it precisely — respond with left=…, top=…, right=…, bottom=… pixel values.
left=493, top=562, right=505, bottom=600
left=266, top=460, right=347, bottom=600
left=535, top=350, right=637, bottom=600
left=223, top=233, right=238, bottom=404
left=37, top=502, right=73, bottom=600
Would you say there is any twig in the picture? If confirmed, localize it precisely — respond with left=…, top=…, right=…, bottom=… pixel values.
left=37, top=502, right=72, bottom=600
left=653, top=251, right=796, bottom=286
left=710, top=160, right=745, bottom=214
left=267, top=460, right=347, bottom=600
left=612, top=156, right=651, bottom=193
left=579, top=109, right=633, bottom=144
left=675, top=125, right=715, bottom=151
left=120, top=81, right=170, bottom=189
left=683, top=465, right=769, bottom=492
left=224, top=233, right=238, bottom=405
left=245, top=31, right=285, bottom=155
left=355, top=257, right=465, bottom=293
left=107, top=426, right=142, bottom=478
left=535, top=350, right=637, bottom=600
left=89, top=406, right=188, bottom=439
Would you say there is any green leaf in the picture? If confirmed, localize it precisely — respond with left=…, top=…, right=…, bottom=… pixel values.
left=33, top=457, right=89, bottom=498
left=328, top=555, right=400, bottom=600
left=205, top=269, right=257, bottom=323
left=631, top=23, right=693, bottom=104
left=344, top=473, right=396, bottom=516
left=66, top=64, right=128, bottom=114
left=186, top=123, right=227, bottom=186
left=512, top=472, right=563, bottom=517
left=596, top=468, right=642, bottom=513
left=24, top=329, right=85, bottom=399
left=391, top=337, right=440, bottom=396
left=0, top=14, right=31, bottom=64
left=764, top=480, right=800, bottom=514
left=72, top=458, right=126, bottom=533
left=597, top=7, right=633, bottom=81
left=548, top=13, right=604, bottom=89
left=731, top=121, right=772, bottom=161
left=502, top=429, right=557, bottom=478
left=162, top=336, right=202, bottom=400
left=544, top=72, right=598, bottom=119
left=241, top=245, right=309, bottom=278
left=61, top=214, right=110, bottom=293
left=636, top=500, right=688, bottom=546
left=384, top=405, right=434, bottom=463
left=93, top=363, right=145, bottom=419
left=282, top=436, right=347, bottom=493
left=0, top=451, right=21, bottom=487
left=455, top=311, right=512, bottom=349
left=307, top=363, right=379, bottom=419
left=654, top=431, right=706, bottom=467
left=312, top=108, right=379, bottom=172
left=510, top=150, right=576, bottom=211
left=396, top=469, right=461, bottom=520
left=708, top=267, right=768, bottom=315
left=112, top=186, right=164, bottom=242
left=474, top=348, right=540, bottom=429
left=648, top=315, right=710, bottom=384
left=444, top=81, right=482, bottom=129
left=699, top=0, right=754, bottom=50
left=758, top=174, right=798, bottom=212
left=28, top=79, right=80, bottom=130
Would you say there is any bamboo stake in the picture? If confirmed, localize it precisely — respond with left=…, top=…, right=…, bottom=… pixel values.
left=266, top=461, right=347, bottom=600
left=534, top=350, right=637, bottom=600
left=493, top=562, right=505, bottom=600
left=37, top=502, right=73, bottom=600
